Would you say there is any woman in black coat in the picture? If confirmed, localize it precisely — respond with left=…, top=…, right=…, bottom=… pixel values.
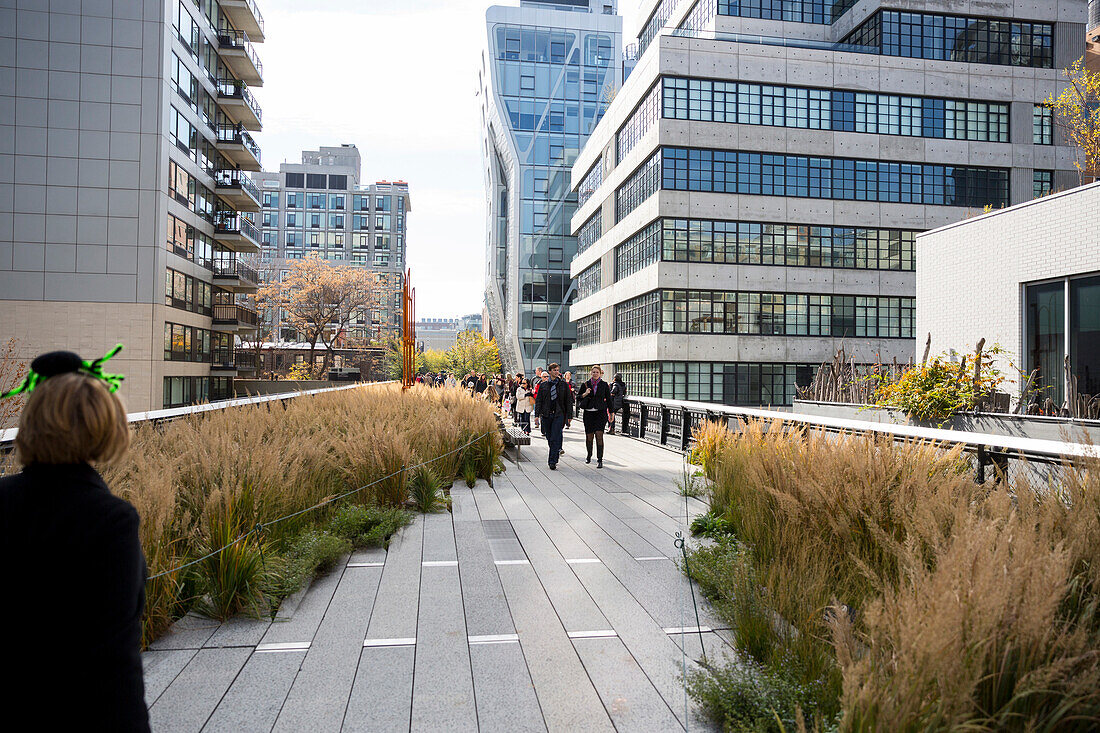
left=577, top=365, right=613, bottom=468
left=0, top=350, right=149, bottom=732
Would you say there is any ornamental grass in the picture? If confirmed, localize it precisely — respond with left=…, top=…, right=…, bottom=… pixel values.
left=688, top=419, right=1100, bottom=732
left=97, top=383, right=501, bottom=646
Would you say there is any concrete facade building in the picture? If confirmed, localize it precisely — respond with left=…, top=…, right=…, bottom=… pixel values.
left=481, top=0, right=624, bottom=375
left=1, top=0, right=266, bottom=410
left=567, top=0, right=1085, bottom=406
left=252, top=144, right=411, bottom=339
left=917, top=181, right=1100, bottom=408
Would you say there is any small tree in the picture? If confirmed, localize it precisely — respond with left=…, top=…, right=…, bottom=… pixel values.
left=256, top=256, right=377, bottom=377
left=383, top=336, right=422, bottom=381
left=446, top=330, right=502, bottom=375
left=1047, top=57, right=1100, bottom=184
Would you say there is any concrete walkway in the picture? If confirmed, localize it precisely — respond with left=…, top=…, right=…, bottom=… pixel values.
left=142, top=428, right=733, bottom=732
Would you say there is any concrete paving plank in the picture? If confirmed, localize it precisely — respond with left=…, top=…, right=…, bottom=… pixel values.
left=450, top=486, right=480, bottom=522
left=343, top=645, right=415, bottom=732
left=149, top=612, right=220, bottom=651
left=142, top=648, right=198, bottom=707
left=349, top=546, right=387, bottom=564
left=411, top=565, right=477, bottom=732
left=260, top=562, right=346, bottom=645
left=202, top=650, right=304, bottom=733
left=421, top=511, right=457, bottom=562
left=469, top=641, right=546, bottom=733
left=148, top=647, right=251, bottom=733
left=471, top=483, right=509, bottom=520
left=573, top=636, right=684, bottom=732
left=454, top=516, right=516, bottom=637
left=273, top=565, right=384, bottom=732
left=511, top=519, right=610, bottom=633
left=204, top=615, right=270, bottom=648
left=366, top=518, right=423, bottom=640
left=496, top=564, right=613, bottom=733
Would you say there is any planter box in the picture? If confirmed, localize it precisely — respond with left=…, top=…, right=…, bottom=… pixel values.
left=793, top=400, right=1100, bottom=445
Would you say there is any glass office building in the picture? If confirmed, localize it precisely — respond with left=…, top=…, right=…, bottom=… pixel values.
left=567, top=0, right=1085, bottom=406
left=481, top=0, right=623, bottom=373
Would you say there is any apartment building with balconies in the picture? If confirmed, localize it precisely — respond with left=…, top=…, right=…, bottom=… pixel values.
left=1, top=0, right=266, bottom=409
left=252, top=144, right=411, bottom=339
left=566, top=0, right=1085, bottom=406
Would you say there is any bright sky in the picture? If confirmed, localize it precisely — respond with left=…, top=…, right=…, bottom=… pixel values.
left=256, top=0, right=643, bottom=319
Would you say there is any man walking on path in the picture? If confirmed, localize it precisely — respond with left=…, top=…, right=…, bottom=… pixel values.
left=534, top=363, right=573, bottom=470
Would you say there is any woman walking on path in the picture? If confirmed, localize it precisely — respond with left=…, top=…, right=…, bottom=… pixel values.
left=515, top=378, right=535, bottom=434
left=577, top=365, right=613, bottom=468
left=0, top=347, right=150, bottom=732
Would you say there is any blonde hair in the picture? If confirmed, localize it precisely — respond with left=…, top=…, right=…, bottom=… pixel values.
left=589, top=365, right=604, bottom=374
left=15, top=372, right=130, bottom=467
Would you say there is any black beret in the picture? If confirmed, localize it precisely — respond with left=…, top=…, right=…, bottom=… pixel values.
left=30, top=351, right=84, bottom=378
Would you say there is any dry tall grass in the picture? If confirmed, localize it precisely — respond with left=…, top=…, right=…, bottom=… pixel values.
left=88, top=383, right=501, bottom=644
left=691, top=419, right=1100, bottom=731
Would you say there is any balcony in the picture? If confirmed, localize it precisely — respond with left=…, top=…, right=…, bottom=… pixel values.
left=214, top=168, right=261, bottom=212
left=215, top=124, right=261, bottom=171
left=213, top=210, right=261, bottom=254
left=212, top=303, right=260, bottom=333
left=220, top=0, right=265, bottom=43
left=217, top=78, right=262, bottom=131
left=211, top=347, right=258, bottom=372
left=212, top=257, right=260, bottom=293
left=217, top=30, right=263, bottom=86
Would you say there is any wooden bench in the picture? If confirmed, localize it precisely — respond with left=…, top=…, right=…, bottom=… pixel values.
left=501, top=426, right=532, bottom=460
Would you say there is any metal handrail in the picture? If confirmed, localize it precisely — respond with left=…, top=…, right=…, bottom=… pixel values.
left=214, top=211, right=260, bottom=243
left=216, top=29, right=263, bottom=78
left=1, top=383, right=395, bottom=447
left=215, top=125, right=261, bottom=163
left=617, top=395, right=1100, bottom=465
left=213, top=303, right=259, bottom=326
left=214, top=169, right=260, bottom=203
left=216, top=78, right=263, bottom=124
left=212, top=258, right=259, bottom=285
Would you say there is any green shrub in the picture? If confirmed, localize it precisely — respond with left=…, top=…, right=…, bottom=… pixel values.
left=408, top=464, right=447, bottom=513
left=324, top=503, right=412, bottom=548
left=690, top=511, right=732, bottom=539
left=264, top=529, right=351, bottom=602
left=687, top=660, right=820, bottom=733
left=191, top=497, right=271, bottom=621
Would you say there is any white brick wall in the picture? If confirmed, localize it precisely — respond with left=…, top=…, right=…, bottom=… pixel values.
left=915, top=181, right=1100, bottom=390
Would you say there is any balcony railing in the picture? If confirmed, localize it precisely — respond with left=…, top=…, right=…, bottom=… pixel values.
left=236, top=350, right=257, bottom=370
left=214, top=168, right=260, bottom=204
left=213, top=303, right=260, bottom=328
left=212, top=258, right=260, bottom=287
left=216, top=124, right=261, bottom=163
left=217, top=29, right=263, bottom=78
left=214, top=210, right=260, bottom=243
left=211, top=348, right=237, bottom=370
left=221, top=0, right=265, bottom=40
left=217, top=78, right=263, bottom=125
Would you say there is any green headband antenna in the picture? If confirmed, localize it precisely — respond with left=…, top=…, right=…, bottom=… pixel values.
left=1, top=344, right=126, bottom=400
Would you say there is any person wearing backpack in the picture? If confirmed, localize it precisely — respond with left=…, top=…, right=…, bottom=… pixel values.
left=608, top=373, right=626, bottom=435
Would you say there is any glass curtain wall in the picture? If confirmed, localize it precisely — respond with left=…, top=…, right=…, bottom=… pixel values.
left=486, top=12, right=620, bottom=372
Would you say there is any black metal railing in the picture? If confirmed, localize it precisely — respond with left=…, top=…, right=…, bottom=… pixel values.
left=216, top=29, right=263, bottom=79
left=614, top=395, right=1100, bottom=470
left=225, top=0, right=265, bottom=36
left=214, top=168, right=260, bottom=203
left=212, top=258, right=259, bottom=286
left=216, top=78, right=263, bottom=125
left=215, top=124, right=261, bottom=163
left=214, top=210, right=260, bottom=243
left=211, top=348, right=236, bottom=369
left=235, top=350, right=257, bottom=369
left=213, top=303, right=260, bottom=327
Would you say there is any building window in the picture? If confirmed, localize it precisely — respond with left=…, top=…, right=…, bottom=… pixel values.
left=617, top=82, right=661, bottom=163
left=615, top=291, right=661, bottom=339
left=660, top=147, right=1009, bottom=207
left=616, top=151, right=662, bottom=222
left=1034, top=169, right=1053, bottom=198
left=285, top=172, right=305, bottom=188
left=1026, top=275, right=1100, bottom=408
left=1033, top=105, right=1053, bottom=145
left=577, top=261, right=602, bottom=300
left=577, top=212, right=602, bottom=256
left=306, top=173, right=327, bottom=189
left=615, top=220, right=662, bottom=279
left=578, top=159, right=603, bottom=207
left=575, top=313, right=601, bottom=346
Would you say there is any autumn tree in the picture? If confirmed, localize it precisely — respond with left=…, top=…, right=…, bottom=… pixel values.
left=446, top=330, right=502, bottom=375
left=383, top=335, right=422, bottom=380
left=1048, top=57, right=1100, bottom=183
left=256, top=256, right=377, bottom=377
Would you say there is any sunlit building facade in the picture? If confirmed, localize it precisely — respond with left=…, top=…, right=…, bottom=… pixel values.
left=481, top=0, right=623, bottom=373
left=567, top=0, right=1085, bottom=406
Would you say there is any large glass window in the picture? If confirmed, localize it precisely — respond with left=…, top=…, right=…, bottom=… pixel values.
left=1034, top=170, right=1053, bottom=198
left=1033, top=105, right=1053, bottom=145
left=661, top=147, right=1009, bottom=207
left=716, top=0, right=856, bottom=25
left=615, top=220, right=663, bottom=279
left=656, top=362, right=816, bottom=406
left=577, top=212, right=602, bottom=256
left=846, top=11, right=1053, bottom=68
left=1026, top=281, right=1067, bottom=406
left=617, top=83, right=660, bottom=163
left=575, top=313, right=601, bottom=346
left=616, top=152, right=662, bottom=222
left=615, top=291, right=661, bottom=339
left=1071, top=276, right=1100, bottom=398
left=578, top=160, right=603, bottom=207
left=576, top=261, right=602, bottom=300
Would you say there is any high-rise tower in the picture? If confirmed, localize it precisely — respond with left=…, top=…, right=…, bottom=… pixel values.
left=481, top=0, right=623, bottom=374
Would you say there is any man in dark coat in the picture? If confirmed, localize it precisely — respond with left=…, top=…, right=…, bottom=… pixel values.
left=533, top=362, right=574, bottom=470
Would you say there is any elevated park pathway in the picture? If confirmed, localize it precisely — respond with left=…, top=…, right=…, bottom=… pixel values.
left=142, top=427, right=732, bottom=732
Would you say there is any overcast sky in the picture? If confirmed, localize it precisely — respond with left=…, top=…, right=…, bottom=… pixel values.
left=256, top=0, right=643, bottom=319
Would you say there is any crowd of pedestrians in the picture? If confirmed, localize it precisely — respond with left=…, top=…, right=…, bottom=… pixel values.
left=415, top=365, right=628, bottom=470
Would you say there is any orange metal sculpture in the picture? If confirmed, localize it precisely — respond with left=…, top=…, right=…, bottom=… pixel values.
left=401, top=268, right=416, bottom=390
